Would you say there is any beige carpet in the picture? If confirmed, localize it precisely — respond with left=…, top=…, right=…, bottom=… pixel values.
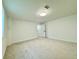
left=4, top=38, right=77, bottom=59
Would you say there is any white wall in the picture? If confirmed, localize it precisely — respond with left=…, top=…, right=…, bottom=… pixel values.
left=2, top=13, right=8, bottom=57
left=7, top=19, right=37, bottom=45
left=7, top=14, right=77, bottom=45
left=46, top=15, right=77, bottom=43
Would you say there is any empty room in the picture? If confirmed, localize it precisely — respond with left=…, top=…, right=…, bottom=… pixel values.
left=2, top=0, right=77, bottom=59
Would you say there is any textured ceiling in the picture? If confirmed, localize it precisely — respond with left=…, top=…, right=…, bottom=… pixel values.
left=3, top=0, right=77, bottom=23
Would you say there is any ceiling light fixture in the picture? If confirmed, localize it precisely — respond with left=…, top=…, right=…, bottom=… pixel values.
left=37, top=5, right=50, bottom=17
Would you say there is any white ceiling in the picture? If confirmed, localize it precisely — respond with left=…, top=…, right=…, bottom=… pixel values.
left=3, top=0, right=77, bottom=23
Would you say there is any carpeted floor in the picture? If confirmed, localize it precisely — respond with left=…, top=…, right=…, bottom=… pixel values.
left=4, top=38, right=77, bottom=59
